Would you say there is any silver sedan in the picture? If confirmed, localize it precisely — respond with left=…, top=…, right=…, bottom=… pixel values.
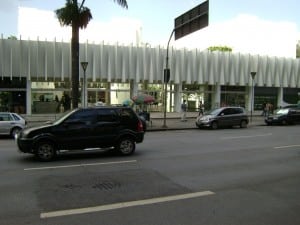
left=0, top=112, right=27, bottom=137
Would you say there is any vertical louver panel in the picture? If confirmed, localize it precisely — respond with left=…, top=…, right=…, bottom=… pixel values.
left=218, top=52, right=227, bottom=85
left=257, top=56, right=265, bottom=86
left=282, top=58, right=291, bottom=87
left=174, top=49, right=181, bottom=83
left=142, top=46, right=149, bottom=82
left=230, top=53, right=240, bottom=85
left=186, top=50, right=193, bottom=84
left=168, top=47, right=175, bottom=83
left=12, top=40, right=21, bottom=78
left=269, top=57, right=276, bottom=87
left=273, top=57, right=281, bottom=87
left=115, top=44, right=121, bottom=80
left=129, top=45, right=136, bottom=80
left=135, top=46, right=142, bottom=82
left=207, top=51, right=214, bottom=84
left=289, top=60, right=297, bottom=87
left=264, top=57, right=272, bottom=86
left=121, top=46, right=129, bottom=82
left=191, top=49, right=198, bottom=83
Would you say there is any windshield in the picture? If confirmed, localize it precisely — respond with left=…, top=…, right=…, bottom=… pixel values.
left=52, top=109, right=78, bottom=125
left=275, top=109, right=289, bottom=115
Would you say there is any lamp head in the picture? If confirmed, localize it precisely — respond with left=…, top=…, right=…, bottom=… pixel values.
left=81, top=62, right=88, bottom=71
left=250, top=71, right=256, bottom=80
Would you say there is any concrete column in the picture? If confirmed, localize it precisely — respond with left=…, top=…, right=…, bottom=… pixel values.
left=174, top=84, right=182, bottom=112
left=130, top=80, right=138, bottom=97
left=26, top=80, right=31, bottom=115
left=212, top=84, right=221, bottom=108
left=277, top=87, right=283, bottom=108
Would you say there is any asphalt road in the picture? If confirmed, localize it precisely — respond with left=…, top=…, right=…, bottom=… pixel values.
left=0, top=125, right=299, bottom=225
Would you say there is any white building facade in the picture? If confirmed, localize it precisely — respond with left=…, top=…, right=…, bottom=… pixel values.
left=0, top=37, right=300, bottom=115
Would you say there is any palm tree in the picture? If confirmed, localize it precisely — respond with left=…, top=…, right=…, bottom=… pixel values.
left=55, top=0, right=128, bottom=108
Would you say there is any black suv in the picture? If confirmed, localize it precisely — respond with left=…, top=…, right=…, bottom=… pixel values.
left=16, top=107, right=145, bottom=161
left=195, top=107, right=249, bottom=129
left=265, top=108, right=300, bottom=125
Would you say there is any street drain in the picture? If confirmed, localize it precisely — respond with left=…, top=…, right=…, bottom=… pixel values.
left=93, top=181, right=121, bottom=190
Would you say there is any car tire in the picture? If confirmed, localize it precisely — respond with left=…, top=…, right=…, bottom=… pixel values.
left=115, top=138, right=135, bottom=156
left=281, top=119, right=287, bottom=125
left=211, top=121, right=218, bottom=130
left=11, top=127, right=21, bottom=138
left=240, top=120, right=248, bottom=128
left=35, top=141, right=56, bottom=161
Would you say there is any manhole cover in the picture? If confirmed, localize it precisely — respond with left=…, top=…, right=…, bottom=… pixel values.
left=93, top=180, right=121, bottom=190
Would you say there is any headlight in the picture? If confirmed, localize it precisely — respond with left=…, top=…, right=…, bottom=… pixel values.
left=199, top=116, right=212, bottom=122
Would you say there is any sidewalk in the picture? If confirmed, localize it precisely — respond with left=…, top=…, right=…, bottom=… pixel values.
left=146, top=112, right=265, bottom=131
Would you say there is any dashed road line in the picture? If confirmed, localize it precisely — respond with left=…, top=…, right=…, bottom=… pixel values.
left=40, top=191, right=215, bottom=218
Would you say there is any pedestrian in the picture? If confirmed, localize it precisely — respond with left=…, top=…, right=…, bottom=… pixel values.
left=198, top=101, right=204, bottom=116
left=261, top=102, right=267, bottom=117
left=181, top=100, right=187, bottom=122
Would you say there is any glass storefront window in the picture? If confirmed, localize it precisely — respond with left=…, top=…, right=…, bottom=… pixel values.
left=0, top=78, right=26, bottom=113
left=221, top=85, right=246, bottom=108
left=31, top=81, right=71, bottom=114
left=182, top=84, right=212, bottom=112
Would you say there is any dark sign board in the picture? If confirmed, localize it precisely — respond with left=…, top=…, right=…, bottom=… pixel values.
left=174, top=0, right=209, bottom=40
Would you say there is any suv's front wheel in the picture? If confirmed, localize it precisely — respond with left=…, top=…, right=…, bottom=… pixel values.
left=35, top=141, right=56, bottom=161
left=115, top=138, right=135, bottom=155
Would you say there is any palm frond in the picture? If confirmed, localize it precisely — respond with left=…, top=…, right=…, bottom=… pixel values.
left=113, top=0, right=128, bottom=9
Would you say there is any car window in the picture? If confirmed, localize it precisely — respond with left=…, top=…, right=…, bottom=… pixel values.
left=66, top=109, right=96, bottom=123
left=233, top=108, right=243, bottom=114
left=11, top=114, right=21, bottom=121
left=222, top=108, right=232, bottom=115
left=96, top=109, right=118, bottom=122
left=120, top=108, right=134, bottom=119
left=207, top=108, right=222, bottom=116
left=0, top=113, right=11, bottom=121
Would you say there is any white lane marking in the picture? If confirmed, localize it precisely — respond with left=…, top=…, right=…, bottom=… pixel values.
left=40, top=191, right=215, bottom=218
left=274, top=144, right=300, bottom=149
left=24, top=160, right=137, bottom=171
left=221, top=133, right=272, bottom=140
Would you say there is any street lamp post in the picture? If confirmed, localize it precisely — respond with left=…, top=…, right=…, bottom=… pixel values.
left=250, top=71, right=256, bottom=122
left=81, top=62, right=88, bottom=108
left=162, top=30, right=174, bottom=128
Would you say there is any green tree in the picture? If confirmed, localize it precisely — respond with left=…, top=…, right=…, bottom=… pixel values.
left=8, top=35, right=17, bottom=40
left=55, top=0, right=128, bottom=108
left=207, top=46, right=233, bottom=52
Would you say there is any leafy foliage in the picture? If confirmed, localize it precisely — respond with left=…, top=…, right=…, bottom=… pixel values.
left=207, top=46, right=233, bottom=52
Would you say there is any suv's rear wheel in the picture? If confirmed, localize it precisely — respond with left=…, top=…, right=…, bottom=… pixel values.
left=115, top=138, right=135, bottom=155
left=35, top=141, right=56, bottom=161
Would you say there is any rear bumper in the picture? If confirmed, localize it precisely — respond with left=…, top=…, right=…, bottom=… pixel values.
left=135, top=132, right=144, bottom=143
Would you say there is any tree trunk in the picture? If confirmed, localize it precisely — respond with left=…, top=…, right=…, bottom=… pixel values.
left=71, top=23, right=80, bottom=109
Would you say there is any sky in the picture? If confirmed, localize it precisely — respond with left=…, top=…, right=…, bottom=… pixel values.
left=0, top=0, right=299, bottom=57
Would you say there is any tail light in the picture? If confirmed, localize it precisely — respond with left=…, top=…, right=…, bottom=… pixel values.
left=137, top=120, right=144, bottom=132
